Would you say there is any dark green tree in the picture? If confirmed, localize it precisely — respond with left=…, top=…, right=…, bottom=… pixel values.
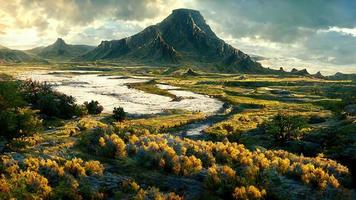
left=113, top=107, right=126, bottom=122
left=264, top=112, right=307, bottom=143
left=84, top=100, right=104, bottom=115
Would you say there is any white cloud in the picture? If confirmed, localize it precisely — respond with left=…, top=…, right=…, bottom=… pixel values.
left=324, top=26, right=356, bottom=37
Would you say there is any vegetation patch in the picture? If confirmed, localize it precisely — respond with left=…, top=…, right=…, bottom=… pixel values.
left=115, top=112, right=206, bottom=134
left=126, top=79, right=177, bottom=99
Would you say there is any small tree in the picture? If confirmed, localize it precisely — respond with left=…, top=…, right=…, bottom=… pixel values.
left=84, top=100, right=104, bottom=115
left=264, top=112, right=307, bottom=143
left=113, top=107, right=126, bottom=122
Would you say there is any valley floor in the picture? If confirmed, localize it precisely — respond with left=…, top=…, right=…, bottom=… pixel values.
left=0, top=64, right=355, bottom=200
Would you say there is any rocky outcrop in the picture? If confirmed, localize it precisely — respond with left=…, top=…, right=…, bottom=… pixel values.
left=291, top=68, right=310, bottom=76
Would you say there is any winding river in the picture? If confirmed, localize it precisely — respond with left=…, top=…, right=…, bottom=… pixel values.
left=18, top=71, right=224, bottom=117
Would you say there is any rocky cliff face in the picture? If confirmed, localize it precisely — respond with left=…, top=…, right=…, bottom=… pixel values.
left=78, top=8, right=268, bottom=73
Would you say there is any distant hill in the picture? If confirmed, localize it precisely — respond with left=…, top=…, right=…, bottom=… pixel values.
left=0, top=45, right=42, bottom=63
left=77, top=9, right=270, bottom=73
left=28, top=38, right=95, bottom=61
left=327, top=72, right=356, bottom=81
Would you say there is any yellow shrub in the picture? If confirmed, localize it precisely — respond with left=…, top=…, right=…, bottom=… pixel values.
left=179, top=155, right=203, bottom=176
left=233, top=185, right=266, bottom=200
left=64, top=158, right=87, bottom=177
left=84, top=161, right=104, bottom=176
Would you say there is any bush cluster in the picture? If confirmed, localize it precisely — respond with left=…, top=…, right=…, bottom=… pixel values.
left=0, top=156, right=105, bottom=199
left=0, top=108, right=42, bottom=139
left=233, top=185, right=266, bottom=200
left=84, top=100, right=103, bottom=115
left=118, top=179, right=183, bottom=200
left=80, top=129, right=352, bottom=199
left=9, top=134, right=43, bottom=150
left=0, top=80, right=42, bottom=139
left=20, top=80, right=85, bottom=119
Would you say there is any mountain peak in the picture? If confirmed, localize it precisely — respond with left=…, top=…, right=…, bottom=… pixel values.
left=159, top=8, right=217, bottom=38
left=170, top=8, right=204, bottom=22
left=314, top=71, right=324, bottom=78
left=54, top=38, right=66, bottom=46
left=172, top=8, right=201, bottom=15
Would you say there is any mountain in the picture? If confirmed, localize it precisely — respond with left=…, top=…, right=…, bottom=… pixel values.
left=327, top=72, right=356, bottom=81
left=0, top=45, right=41, bottom=63
left=28, top=38, right=95, bottom=61
left=77, top=8, right=269, bottom=73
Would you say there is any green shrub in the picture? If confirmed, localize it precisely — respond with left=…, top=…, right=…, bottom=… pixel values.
left=0, top=80, right=42, bottom=139
left=263, top=113, right=307, bottom=143
left=84, top=100, right=103, bottom=115
left=0, top=108, right=42, bottom=139
left=0, top=81, right=25, bottom=110
left=113, top=107, right=126, bottom=122
left=16, top=108, right=43, bottom=136
left=20, top=80, right=84, bottom=119
left=37, top=93, right=80, bottom=119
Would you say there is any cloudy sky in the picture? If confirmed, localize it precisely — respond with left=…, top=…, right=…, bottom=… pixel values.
left=0, top=0, right=355, bottom=74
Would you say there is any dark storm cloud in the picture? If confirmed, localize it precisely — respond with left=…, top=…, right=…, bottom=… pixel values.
left=4, top=0, right=355, bottom=43
left=189, top=0, right=356, bottom=66
left=196, top=0, right=356, bottom=43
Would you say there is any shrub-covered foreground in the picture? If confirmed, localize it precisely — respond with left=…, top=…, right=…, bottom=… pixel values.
left=0, top=155, right=182, bottom=199
left=79, top=128, right=354, bottom=199
left=0, top=156, right=103, bottom=199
